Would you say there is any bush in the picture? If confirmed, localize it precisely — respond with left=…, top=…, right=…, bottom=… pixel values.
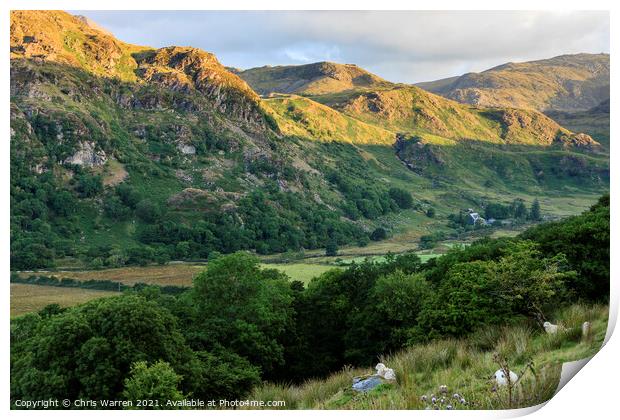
left=370, top=227, right=388, bottom=241
left=136, top=199, right=163, bottom=223
left=325, top=239, right=339, bottom=256
left=75, top=173, right=103, bottom=198
left=123, top=361, right=185, bottom=407
left=389, top=188, right=413, bottom=209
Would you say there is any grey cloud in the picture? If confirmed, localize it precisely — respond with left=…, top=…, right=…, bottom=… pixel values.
left=75, top=10, right=609, bottom=83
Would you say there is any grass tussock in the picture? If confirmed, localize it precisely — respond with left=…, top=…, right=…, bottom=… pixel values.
left=247, top=303, right=607, bottom=409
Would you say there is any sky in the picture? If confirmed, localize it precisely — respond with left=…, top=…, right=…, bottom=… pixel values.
left=76, top=10, right=610, bottom=83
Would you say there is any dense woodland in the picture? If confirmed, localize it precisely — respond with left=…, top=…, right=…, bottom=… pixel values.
left=10, top=162, right=415, bottom=269
left=10, top=195, right=609, bottom=406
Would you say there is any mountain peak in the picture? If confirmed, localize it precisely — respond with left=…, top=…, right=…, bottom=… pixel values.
left=10, top=10, right=146, bottom=80
left=10, top=10, right=264, bottom=125
left=237, top=61, right=391, bottom=95
left=418, top=53, right=609, bottom=112
left=73, top=14, right=114, bottom=37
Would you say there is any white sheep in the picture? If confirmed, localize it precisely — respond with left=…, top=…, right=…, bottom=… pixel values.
left=375, top=363, right=396, bottom=381
left=543, top=321, right=559, bottom=334
left=375, top=363, right=386, bottom=376
left=582, top=321, right=591, bottom=339
left=383, top=368, right=396, bottom=381
left=493, top=369, right=518, bottom=386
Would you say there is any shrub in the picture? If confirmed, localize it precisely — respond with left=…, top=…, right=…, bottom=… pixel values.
left=370, top=227, right=388, bottom=241
left=389, top=188, right=413, bottom=209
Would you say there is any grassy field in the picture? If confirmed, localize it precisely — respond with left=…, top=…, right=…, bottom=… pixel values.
left=18, top=261, right=335, bottom=288
left=10, top=284, right=118, bottom=316
left=10, top=221, right=545, bottom=292
left=23, top=264, right=206, bottom=287
left=247, top=304, right=608, bottom=410
left=261, top=263, right=335, bottom=285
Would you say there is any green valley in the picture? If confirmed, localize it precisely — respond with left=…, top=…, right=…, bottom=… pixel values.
left=9, top=10, right=610, bottom=411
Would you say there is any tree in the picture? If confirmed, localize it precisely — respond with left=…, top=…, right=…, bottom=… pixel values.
left=370, top=227, right=388, bottom=241
left=417, top=260, right=507, bottom=337
left=103, top=196, right=131, bottom=221
left=10, top=295, right=196, bottom=402
left=49, top=190, right=76, bottom=217
left=184, top=350, right=260, bottom=401
left=370, top=271, right=431, bottom=349
left=116, top=184, right=141, bottom=208
left=136, top=199, right=163, bottom=223
left=529, top=199, right=541, bottom=221
left=190, top=252, right=294, bottom=374
left=494, top=241, right=572, bottom=324
left=122, top=361, right=184, bottom=408
left=419, top=234, right=437, bottom=250
left=520, top=195, right=609, bottom=301
left=125, top=245, right=155, bottom=266
left=325, top=238, right=339, bottom=256
left=513, top=199, right=527, bottom=219
left=75, top=174, right=103, bottom=198
left=389, top=188, right=413, bottom=209
left=11, top=241, right=56, bottom=269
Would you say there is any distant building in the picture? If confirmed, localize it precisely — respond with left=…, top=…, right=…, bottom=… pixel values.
left=467, top=212, right=485, bottom=225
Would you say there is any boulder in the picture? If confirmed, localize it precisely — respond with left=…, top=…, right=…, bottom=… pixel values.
left=352, top=363, right=397, bottom=392
left=352, top=376, right=384, bottom=393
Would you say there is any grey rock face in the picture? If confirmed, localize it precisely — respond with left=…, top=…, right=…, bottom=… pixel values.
left=177, top=143, right=196, bottom=155
left=64, top=141, right=107, bottom=166
left=352, top=376, right=384, bottom=393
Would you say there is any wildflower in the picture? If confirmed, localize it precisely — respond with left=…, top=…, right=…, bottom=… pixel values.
left=439, top=385, right=448, bottom=394
left=446, top=405, right=454, bottom=410
left=453, top=393, right=460, bottom=399
left=460, top=398, right=467, bottom=405
left=421, top=395, right=427, bottom=402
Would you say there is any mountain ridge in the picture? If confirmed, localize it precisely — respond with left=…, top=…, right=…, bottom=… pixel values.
left=416, top=53, right=610, bottom=112
left=237, top=61, right=393, bottom=96
left=9, top=10, right=609, bottom=270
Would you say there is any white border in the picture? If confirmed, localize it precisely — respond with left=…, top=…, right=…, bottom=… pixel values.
left=2, top=1, right=617, bottom=419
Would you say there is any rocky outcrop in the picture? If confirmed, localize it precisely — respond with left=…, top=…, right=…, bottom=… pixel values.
left=10, top=11, right=136, bottom=79
left=395, top=135, right=445, bottom=174
left=352, top=363, right=397, bottom=393
left=135, top=47, right=265, bottom=126
left=496, top=108, right=602, bottom=151
left=555, top=132, right=601, bottom=152
left=64, top=141, right=107, bottom=167
left=177, top=144, right=196, bottom=155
